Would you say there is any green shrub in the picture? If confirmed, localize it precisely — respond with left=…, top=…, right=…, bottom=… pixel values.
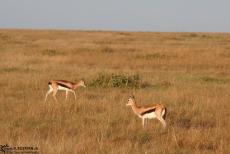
left=135, top=53, right=177, bottom=60
left=200, top=76, right=228, bottom=84
left=88, top=73, right=142, bottom=88
left=188, top=33, right=198, bottom=38
left=42, top=49, right=62, bottom=56
left=101, top=46, right=114, bottom=53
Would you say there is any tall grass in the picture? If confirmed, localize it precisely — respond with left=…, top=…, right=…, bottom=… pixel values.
left=0, top=29, right=229, bottom=153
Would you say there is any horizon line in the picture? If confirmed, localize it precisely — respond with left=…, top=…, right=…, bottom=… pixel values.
left=0, top=27, right=230, bottom=34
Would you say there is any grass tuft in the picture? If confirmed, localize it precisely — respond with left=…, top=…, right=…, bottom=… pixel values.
left=130, top=131, right=151, bottom=145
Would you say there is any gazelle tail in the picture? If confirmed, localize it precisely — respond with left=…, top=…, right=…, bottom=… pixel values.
left=162, top=107, right=167, bottom=120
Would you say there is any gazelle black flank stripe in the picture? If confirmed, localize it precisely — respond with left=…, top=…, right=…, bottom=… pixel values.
left=48, top=81, right=71, bottom=89
left=140, top=108, right=156, bottom=116
left=57, top=83, right=71, bottom=89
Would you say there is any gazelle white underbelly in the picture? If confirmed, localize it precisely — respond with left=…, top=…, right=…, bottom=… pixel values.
left=58, top=86, right=70, bottom=91
left=142, top=112, right=156, bottom=119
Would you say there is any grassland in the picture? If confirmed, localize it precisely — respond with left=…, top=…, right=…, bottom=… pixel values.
left=0, top=29, right=230, bottom=154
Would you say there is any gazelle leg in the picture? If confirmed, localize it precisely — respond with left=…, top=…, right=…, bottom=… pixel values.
left=157, top=117, right=167, bottom=128
left=52, top=90, right=58, bottom=102
left=45, top=88, right=53, bottom=102
left=70, top=90, right=77, bottom=100
left=73, top=91, right=76, bottom=100
left=142, top=118, right=145, bottom=128
left=65, top=91, right=68, bottom=101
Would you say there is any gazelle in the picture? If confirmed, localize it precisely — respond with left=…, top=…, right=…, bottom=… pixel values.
left=44, top=79, right=86, bottom=102
left=126, top=95, right=167, bottom=128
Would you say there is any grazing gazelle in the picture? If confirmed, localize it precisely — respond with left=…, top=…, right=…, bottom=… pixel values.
left=44, top=79, right=86, bottom=102
left=126, top=95, right=167, bottom=128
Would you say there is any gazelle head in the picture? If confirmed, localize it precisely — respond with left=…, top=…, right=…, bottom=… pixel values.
left=78, top=79, right=86, bottom=88
left=126, top=95, right=135, bottom=106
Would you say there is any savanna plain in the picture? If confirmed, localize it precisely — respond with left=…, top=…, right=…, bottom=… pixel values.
left=0, top=29, right=229, bottom=154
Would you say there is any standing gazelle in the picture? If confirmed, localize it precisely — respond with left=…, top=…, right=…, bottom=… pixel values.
left=44, top=79, right=86, bottom=102
left=126, top=95, right=167, bottom=128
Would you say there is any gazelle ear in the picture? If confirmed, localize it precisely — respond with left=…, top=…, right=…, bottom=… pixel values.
left=80, top=78, right=85, bottom=81
left=129, top=94, right=135, bottom=99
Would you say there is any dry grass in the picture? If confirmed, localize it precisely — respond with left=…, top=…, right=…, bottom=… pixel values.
left=0, top=29, right=230, bottom=153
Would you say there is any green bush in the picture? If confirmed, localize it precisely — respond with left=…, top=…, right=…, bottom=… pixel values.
left=200, top=76, right=228, bottom=84
left=101, top=46, right=114, bottom=53
left=42, top=49, right=62, bottom=56
left=89, top=73, right=142, bottom=88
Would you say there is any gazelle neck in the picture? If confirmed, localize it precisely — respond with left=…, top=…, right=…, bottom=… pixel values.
left=130, top=101, right=140, bottom=115
left=73, top=82, right=81, bottom=89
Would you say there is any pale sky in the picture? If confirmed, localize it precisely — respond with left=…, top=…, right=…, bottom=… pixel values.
left=0, top=0, right=230, bottom=32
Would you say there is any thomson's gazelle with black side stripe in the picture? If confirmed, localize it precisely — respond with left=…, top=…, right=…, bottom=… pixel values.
left=126, top=95, right=167, bottom=128
left=44, top=79, right=86, bottom=102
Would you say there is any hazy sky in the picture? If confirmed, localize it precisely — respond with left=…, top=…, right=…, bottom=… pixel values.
left=0, top=0, right=230, bottom=32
